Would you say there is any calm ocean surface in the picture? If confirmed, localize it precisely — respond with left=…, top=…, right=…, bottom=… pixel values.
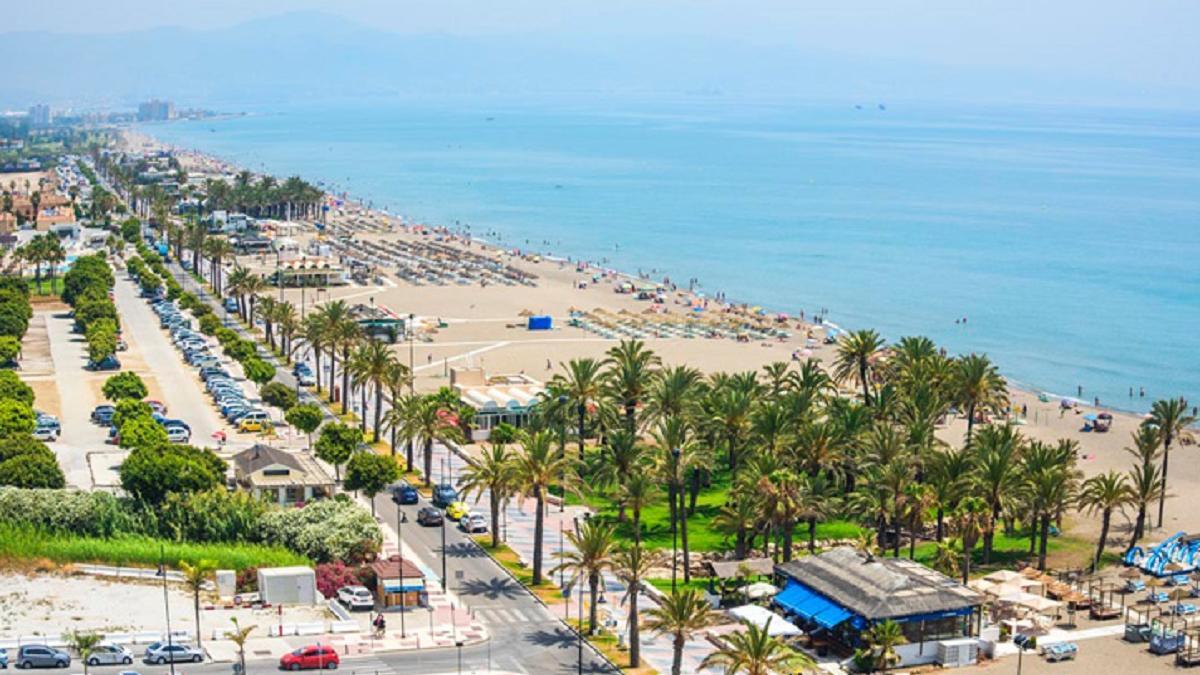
left=146, top=98, right=1200, bottom=412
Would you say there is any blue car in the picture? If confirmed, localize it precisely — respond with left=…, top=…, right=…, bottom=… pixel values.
left=224, top=298, right=239, bottom=313
left=390, top=482, right=419, bottom=505
left=91, top=404, right=116, bottom=425
left=432, top=484, right=458, bottom=507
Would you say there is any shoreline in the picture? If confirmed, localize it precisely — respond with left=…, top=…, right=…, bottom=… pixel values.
left=124, top=126, right=1164, bottom=427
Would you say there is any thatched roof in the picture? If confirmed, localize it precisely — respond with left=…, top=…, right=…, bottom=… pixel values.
left=776, top=547, right=982, bottom=620
left=708, top=557, right=776, bottom=579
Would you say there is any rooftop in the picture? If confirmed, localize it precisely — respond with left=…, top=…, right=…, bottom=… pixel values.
left=370, top=557, right=424, bottom=580
left=232, top=444, right=332, bottom=487
left=776, top=547, right=982, bottom=620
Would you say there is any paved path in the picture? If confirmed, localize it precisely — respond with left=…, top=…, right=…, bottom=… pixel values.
left=41, top=305, right=103, bottom=488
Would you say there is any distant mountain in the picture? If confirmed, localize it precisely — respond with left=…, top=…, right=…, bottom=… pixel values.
left=1, top=11, right=1192, bottom=110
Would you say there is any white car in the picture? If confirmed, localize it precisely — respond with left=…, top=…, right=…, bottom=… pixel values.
left=336, top=585, right=375, bottom=611
left=86, top=644, right=134, bottom=666
left=461, top=513, right=488, bottom=534
left=165, top=426, right=191, bottom=444
left=32, top=425, right=59, bottom=442
left=143, top=643, right=203, bottom=664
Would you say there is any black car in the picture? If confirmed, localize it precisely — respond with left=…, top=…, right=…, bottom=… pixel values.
left=417, top=507, right=444, bottom=526
left=432, top=483, right=458, bottom=507
left=390, top=482, right=419, bottom=505
left=91, top=404, right=116, bottom=425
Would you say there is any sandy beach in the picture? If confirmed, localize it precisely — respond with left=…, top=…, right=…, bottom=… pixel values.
left=133, top=129, right=1198, bottom=554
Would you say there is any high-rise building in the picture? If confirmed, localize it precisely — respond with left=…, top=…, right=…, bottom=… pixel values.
left=27, top=104, right=51, bottom=128
left=137, top=99, right=176, bottom=122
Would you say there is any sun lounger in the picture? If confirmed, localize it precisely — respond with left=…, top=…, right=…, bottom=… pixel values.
left=1148, top=591, right=1170, bottom=604
left=1126, top=579, right=1147, bottom=593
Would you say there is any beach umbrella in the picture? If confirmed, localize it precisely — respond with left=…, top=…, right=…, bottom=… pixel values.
left=1120, top=568, right=1143, bottom=579
left=744, top=582, right=779, bottom=600
left=986, top=570, right=1026, bottom=584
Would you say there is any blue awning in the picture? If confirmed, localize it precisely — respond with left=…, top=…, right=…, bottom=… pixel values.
left=383, top=583, right=425, bottom=593
left=814, top=604, right=853, bottom=629
left=775, top=581, right=815, bottom=613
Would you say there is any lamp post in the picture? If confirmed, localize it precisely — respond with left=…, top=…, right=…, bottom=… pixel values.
left=158, top=544, right=177, bottom=675
left=408, top=313, right=416, bottom=396
left=441, top=506, right=448, bottom=592
left=557, top=395, right=567, bottom=513
left=576, top=512, right=589, bottom=675
left=456, top=640, right=464, bottom=675
left=671, top=447, right=682, bottom=592
left=396, top=505, right=408, bottom=639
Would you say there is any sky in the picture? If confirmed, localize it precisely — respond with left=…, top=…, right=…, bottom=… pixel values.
left=8, top=1, right=1200, bottom=107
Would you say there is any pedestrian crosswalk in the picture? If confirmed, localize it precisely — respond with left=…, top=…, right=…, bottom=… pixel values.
left=474, top=605, right=547, bottom=625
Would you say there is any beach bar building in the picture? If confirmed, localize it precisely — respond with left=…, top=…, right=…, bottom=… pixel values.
left=774, top=548, right=983, bottom=667
left=370, top=557, right=427, bottom=609
left=451, top=367, right=545, bottom=441
left=349, top=303, right=406, bottom=342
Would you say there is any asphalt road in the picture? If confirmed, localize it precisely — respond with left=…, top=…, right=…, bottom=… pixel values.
left=166, top=258, right=618, bottom=675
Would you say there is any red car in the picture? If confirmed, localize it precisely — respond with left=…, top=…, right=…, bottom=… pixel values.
left=279, top=645, right=339, bottom=671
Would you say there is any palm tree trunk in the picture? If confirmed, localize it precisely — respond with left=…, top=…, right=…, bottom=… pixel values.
left=193, top=592, right=203, bottom=649
left=936, top=507, right=945, bottom=542
left=341, top=347, right=352, bottom=414
left=782, top=519, right=795, bottom=562
left=588, top=573, right=599, bottom=635
left=671, top=635, right=684, bottom=675
left=629, top=589, right=641, bottom=667
left=490, top=492, right=500, bottom=549
left=373, top=384, right=383, bottom=442
left=633, top=507, right=642, bottom=547
left=577, top=404, right=586, bottom=460
left=1159, top=440, right=1172, bottom=529
left=532, top=490, right=545, bottom=585
left=966, top=401, right=977, bottom=446
left=679, top=487, right=690, bottom=583
left=1038, top=514, right=1050, bottom=571
left=359, top=385, right=368, bottom=433
left=983, top=503, right=998, bottom=564
left=1094, top=511, right=1111, bottom=573
left=406, top=439, right=415, bottom=474
left=1131, top=505, right=1146, bottom=547
left=389, top=424, right=398, bottom=458
left=688, top=469, right=701, bottom=516
left=808, top=518, right=817, bottom=553
left=423, top=439, right=433, bottom=486
left=859, top=360, right=870, bottom=406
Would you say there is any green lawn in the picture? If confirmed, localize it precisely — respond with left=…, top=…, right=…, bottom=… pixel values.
left=0, top=524, right=309, bottom=570
left=27, top=277, right=66, bottom=297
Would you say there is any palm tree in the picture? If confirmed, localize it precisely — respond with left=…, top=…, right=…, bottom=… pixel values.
left=951, top=354, right=1008, bottom=445
left=612, top=543, right=663, bottom=669
left=512, top=430, right=576, bottom=586
left=605, top=338, right=660, bottom=433
left=971, top=424, right=1023, bottom=564
left=275, top=301, right=300, bottom=361
left=1127, top=460, right=1165, bottom=548
left=1148, top=398, right=1195, bottom=529
left=42, top=235, right=64, bottom=293
left=701, top=619, right=815, bottom=675
left=1027, top=459, right=1080, bottom=571
left=410, top=396, right=466, bottom=486
left=859, top=620, right=906, bottom=672
left=457, top=442, right=515, bottom=549
left=224, top=618, right=256, bottom=675
left=644, top=588, right=716, bottom=675
left=553, top=519, right=618, bottom=635
left=66, top=631, right=104, bottom=675
left=381, top=361, right=412, bottom=456
left=556, top=358, right=606, bottom=459
left=758, top=469, right=805, bottom=562
left=352, top=341, right=397, bottom=442
left=618, top=472, right=658, bottom=547
left=302, top=312, right=330, bottom=393
left=383, top=393, right=419, bottom=471
left=312, top=300, right=354, bottom=410
left=950, top=496, right=987, bottom=583
left=1079, top=471, right=1132, bottom=572
left=179, top=559, right=217, bottom=649
left=832, top=329, right=885, bottom=406
left=645, top=365, right=703, bottom=423
left=203, top=237, right=233, bottom=294
left=713, top=493, right=760, bottom=559
left=798, top=471, right=839, bottom=553
left=591, top=429, right=646, bottom=521
left=925, top=446, right=972, bottom=541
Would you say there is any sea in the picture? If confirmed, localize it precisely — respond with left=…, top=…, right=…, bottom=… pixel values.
left=144, top=97, right=1200, bottom=414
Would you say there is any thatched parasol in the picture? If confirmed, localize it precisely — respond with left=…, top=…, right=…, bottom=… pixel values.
left=1120, top=568, right=1144, bottom=579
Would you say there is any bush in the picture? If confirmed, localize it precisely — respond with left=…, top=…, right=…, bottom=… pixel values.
left=0, top=371, right=34, bottom=406
left=0, top=335, right=20, bottom=365
left=236, top=566, right=259, bottom=592
left=198, top=314, right=221, bottom=336
left=112, top=398, right=153, bottom=429
left=0, top=453, right=66, bottom=489
left=261, top=382, right=298, bottom=411
left=62, top=255, right=113, bottom=306
left=259, top=497, right=381, bottom=564
left=119, top=444, right=226, bottom=503
left=0, top=399, right=36, bottom=437
left=243, top=359, right=276, bottom=387
left=0, top=488, right=136, bottom=537
left=225, top=339, right=256, bottom=363
left=85, top=318, right=118, bottom=364
left=117, top=417, right=168, bottom=450
left=0, top=434, right=49, bottom=462
left=0, top=303, right=30, bottom=339
left=215, top=327, right=239, bottom=345
left=146, top=489, right=268, bottom=543
left=102, top=372, right=148, bottom=401
left=120, top=219, right=140, bottom=243
left=315, top=561, right=365, bottom=599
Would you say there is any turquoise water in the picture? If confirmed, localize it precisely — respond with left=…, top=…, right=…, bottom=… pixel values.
left=146, top=99, right=1200, bottom=412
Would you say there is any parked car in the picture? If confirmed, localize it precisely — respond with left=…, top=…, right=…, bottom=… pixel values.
left=91, top=404, right=116, bottom=425
left=278, top=645, right=339, bottom=671
left=34, top=412, right=60, bottom=432
left=237, top=411, right=271, bottom=433
left=336, top=585, right=375, bottom=611
left=32, top=424, right=59, bottom=442
left=85, top=644, right=134, bottom=666
left=417, top=507, right=444, bottom=526
left=14, top=645, right=70, bottom=669
left=105, top=426, right=120, bottom=445
left=461, top=513, right=488, bottom=534
left=224, top=298, right=239, bottom=313
left=432, top=484, right=458, bottom=507
left=116, top=338, right=128, bottom=351
left=88, top=355, right=121, bottom=371
left=446, top=501, right=469, bottom=521
left=165, top=426, right=191, bottom=444
left=296, top=371, right=316, bottom=387
left=389, top=482, right=419, bottom=505
left=146, top=400, right=167, bottom=415
left=143, top=643, right=202, bottom=665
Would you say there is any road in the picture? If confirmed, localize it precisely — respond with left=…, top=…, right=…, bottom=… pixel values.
left=166, top=258, right=618, bottom=675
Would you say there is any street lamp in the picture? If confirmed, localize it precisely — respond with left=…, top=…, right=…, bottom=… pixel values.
left=456, top=640, right=464, bottom=675
left=576, top=513, right=589, bottom=675
left=671, top=446, right=681, bottom=592
left=441, top=504, right=448, bottom=592
left=396, top=505, right=408, bottom=639
left=557, top=395, right=567, bottom=513
left=158, top=544, right=177, bottom=675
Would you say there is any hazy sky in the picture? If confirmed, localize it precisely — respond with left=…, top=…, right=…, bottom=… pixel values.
left=11, top=1, right=1200, bottom=105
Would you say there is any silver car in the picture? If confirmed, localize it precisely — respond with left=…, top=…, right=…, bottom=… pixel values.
left=14, top=645, right=69, bottom=669
left=142, top=643, right=202, bottom=665
left=85, top=644, right=133, bottom=667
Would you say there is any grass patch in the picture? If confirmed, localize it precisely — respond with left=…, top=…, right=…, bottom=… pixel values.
left=0, top=524, right=309, bottom=571
left=473, top=536, right=563, bottom=604
left=27, top=277, right=66, bottom=297
left=645, top=577, right=711, bottom=596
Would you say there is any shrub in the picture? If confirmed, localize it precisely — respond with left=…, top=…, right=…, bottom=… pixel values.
left=112, top=398, right=153, bottom=429
left=85, top=318, right=118, bottom=364
left=0, top=453, right=66, bottom=489
left=243, top=359, right=276, bottom=387
left=0, top=303, right=30, bottom=339
left=261, top=382, right=298, bottom=411
left=225, top=339, right=256, bottom=363
left=0, top=335, right=20, bottom=365
left=315, top=561, right=364, bottom=599
left=117, top=417, right=168, bottom=450
left=0, top=371, right=34, bottom=406
left=236, top=566, right=259, bottom=592
left=198, top=314, right=221, bottom=336
left=120, top=219, right=140, bottom=243
left=119, top=444, right=226, bottom=503
left=147, top=489, right=268, bottom=543
left=259, top=497, right=381, bottom=564
left=102, top=372, right=148, bottom=401
left=0, top=399, right=36, bottom=437
left=0, top=488, right=135, bottom=537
